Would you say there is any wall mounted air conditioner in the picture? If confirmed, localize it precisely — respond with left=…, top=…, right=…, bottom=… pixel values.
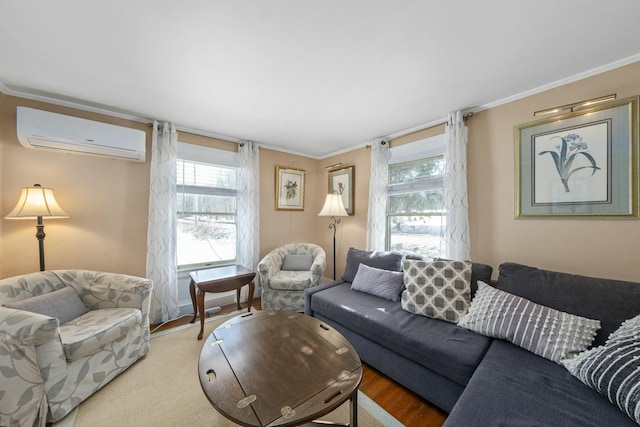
left=16, top=106, right=146, bottom=162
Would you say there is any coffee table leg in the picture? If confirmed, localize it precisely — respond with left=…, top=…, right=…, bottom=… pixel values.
left=349, top=390, right=358, bottom=427
left=189, top=279, right=197, bottom=324
left=197, top=289, right=206, bottom=340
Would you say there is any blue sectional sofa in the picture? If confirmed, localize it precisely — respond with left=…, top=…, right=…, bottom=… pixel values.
left=305, top=249, right=640, bottom=426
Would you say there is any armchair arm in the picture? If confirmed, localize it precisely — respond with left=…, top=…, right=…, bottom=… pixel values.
left=257, top=250, right=285, bottom=289
left=0, top=307, right=63, bottom=427
left=310, top=251, right=327, bottom=287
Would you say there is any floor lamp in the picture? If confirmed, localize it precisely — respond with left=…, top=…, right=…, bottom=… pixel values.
left=318, top=193, right=348, bottom=280
left=4, top=184, right=69, bottom=271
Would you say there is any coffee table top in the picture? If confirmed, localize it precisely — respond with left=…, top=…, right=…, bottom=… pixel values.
left=198, top=310, right=362, bottom=427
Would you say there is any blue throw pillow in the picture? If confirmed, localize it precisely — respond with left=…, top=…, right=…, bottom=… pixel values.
left=351, top=263, right=404, bottom=302
left=341, top=247, right=403, bottom=283
left=281, top=254, right=313, bottom=271
left=4, top=286, right=88, bottom=324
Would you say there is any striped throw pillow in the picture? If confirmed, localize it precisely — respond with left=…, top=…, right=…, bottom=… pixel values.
left=563, top=314, right=640, bottom=424
left=458, top=281, right=600, bottom=363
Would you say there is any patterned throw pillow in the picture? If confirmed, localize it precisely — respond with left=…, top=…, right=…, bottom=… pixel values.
left=562, top=314, right=640, bottom=425
left=458, top=281, right=601, bottom=363
left=351, top=263, right=404, bottom=302
left=401, top=259, right=472, bottom=323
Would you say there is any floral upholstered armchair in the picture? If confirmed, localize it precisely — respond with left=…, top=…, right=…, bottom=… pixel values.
left=0, top=270, right=153, bottom=427
left=258, top=243, right=326, bottom=311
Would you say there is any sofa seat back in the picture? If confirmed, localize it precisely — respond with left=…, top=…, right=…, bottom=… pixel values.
left=497, top=262, right=640, bottom=346
left=60, top=307, right=142, bottom=362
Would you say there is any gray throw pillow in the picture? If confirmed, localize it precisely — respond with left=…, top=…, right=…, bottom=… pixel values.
left=3, top=286, right=88, bottom=324
left=342, top=247, right=403, bottom=283
left=458, top=281, right=601, bottom=363
left=281, top=254, right=313, bottom=271
left=351, top=263, right=404, bottom=302
left=563, top=314, right=640, bottom=425
left=401, top=259, right=472, bottom=323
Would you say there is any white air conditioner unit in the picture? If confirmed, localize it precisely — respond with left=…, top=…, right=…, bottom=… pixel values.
left=16, top=106, right=146, bottom=162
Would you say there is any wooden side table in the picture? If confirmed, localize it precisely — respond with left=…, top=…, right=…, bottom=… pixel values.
left=189, top=265, right=256, bottom=340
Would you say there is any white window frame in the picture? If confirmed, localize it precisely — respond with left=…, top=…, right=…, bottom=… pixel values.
left=386, top=134, right=446, bottom=256
left=176, top=142, right=238, bottom=270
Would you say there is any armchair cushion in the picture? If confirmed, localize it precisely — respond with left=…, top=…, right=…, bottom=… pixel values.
left=269, top=271, right=313, bottom=291
left=59, top=308, right=142, bottom=362
left=282, top=254, right=313, bottom=271
left=3, top=286, right=88, bottom=324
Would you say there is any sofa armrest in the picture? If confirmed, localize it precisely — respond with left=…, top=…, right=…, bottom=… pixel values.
left=0, top=307, right=63, bottom=427
left=304, top=279, right=346, bottom=316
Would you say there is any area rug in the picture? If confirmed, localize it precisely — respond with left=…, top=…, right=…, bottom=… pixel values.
left=53, top=311, right=402, bottom=427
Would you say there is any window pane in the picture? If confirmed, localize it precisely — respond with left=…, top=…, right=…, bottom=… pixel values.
left=388, top=156, right=444, bottom=185
left=177, top=214, right=236, bottom=267
left=177, top=193, right=236, bottom=215
left=388, top=215, right=444, bottom=258
left=177, top=160, right=236, bottom=189
left=388, top=189, right=444, bottom=214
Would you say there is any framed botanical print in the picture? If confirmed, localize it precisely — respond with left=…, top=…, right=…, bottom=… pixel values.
left=515, top=96, right=638, bottom=218
left=275, top=166, right=305, bottom=211
left=328, top=165, right=354, bottom=215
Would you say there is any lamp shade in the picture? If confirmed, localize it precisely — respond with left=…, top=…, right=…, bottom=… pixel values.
left=318, top=193, right=348, bottom=217
left=5, top=184, right=69, bottom=219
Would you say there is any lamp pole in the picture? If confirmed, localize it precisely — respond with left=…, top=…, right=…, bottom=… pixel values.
left=328, top=216, right=341, bottom=280
left=36, top=215, right=46, bottom=271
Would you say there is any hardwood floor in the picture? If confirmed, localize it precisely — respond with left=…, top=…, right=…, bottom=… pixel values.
left=152, top=301, right=447, bottom=427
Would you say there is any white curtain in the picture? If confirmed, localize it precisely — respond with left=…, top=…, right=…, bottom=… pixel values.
left=366, top=138, right=390, bottom=251
left=443, top=111, right=471, bottom=260
left=236, top=141, right=260, bottom=298
left=146, top=121, right=179, bottom=324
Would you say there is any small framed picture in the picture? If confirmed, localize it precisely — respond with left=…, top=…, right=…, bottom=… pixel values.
left=328, top=165, right=354, bottom=215
left=275, top=166, right=305, bottom=211
left=515, top=96, right=638, bottom=218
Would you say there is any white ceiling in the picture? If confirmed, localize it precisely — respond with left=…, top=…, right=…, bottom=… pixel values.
left=1, top=1, right=640, bottom=159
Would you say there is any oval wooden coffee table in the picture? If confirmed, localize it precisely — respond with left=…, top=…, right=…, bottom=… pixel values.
left=198, top=310, right=362, bottom=427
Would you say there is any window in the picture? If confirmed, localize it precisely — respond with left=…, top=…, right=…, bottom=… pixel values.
left=387, top=135, right=445, bottom=257
left=176, top=143, right=237, bottom=269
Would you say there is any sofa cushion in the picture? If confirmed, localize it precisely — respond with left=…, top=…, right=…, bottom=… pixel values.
left=563, top=314, right=640, bottom=425
left=497, top=262, right=640, bottom=346
left=309, top=281, right=491, bottom=386
left=269, top=270, right=312, bottom=291
left=458, top=282, right=600, bottom=363
left=59, top=307, right=142, bottom=362
left=351, top=263, right=404, bottom=302
left=401, top=259, right=471, bottom=323
left=281, top=254, right=313, bottom=271
left=4, top=286, right=88, bottom=324
left=444, top=339, right=638, bottom=427
left=341, top=247, right=403, bottom=282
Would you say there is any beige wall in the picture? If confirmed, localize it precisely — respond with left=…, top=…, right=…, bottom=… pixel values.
left=1, top=96, right=151, bottom=278
left=1, top=61, right=638, bottom=283
left=467, top=62, right=640, bottom=282
left=258, top=148, right=323, bottom=256
left=317, top=147, right=371, bottom=279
